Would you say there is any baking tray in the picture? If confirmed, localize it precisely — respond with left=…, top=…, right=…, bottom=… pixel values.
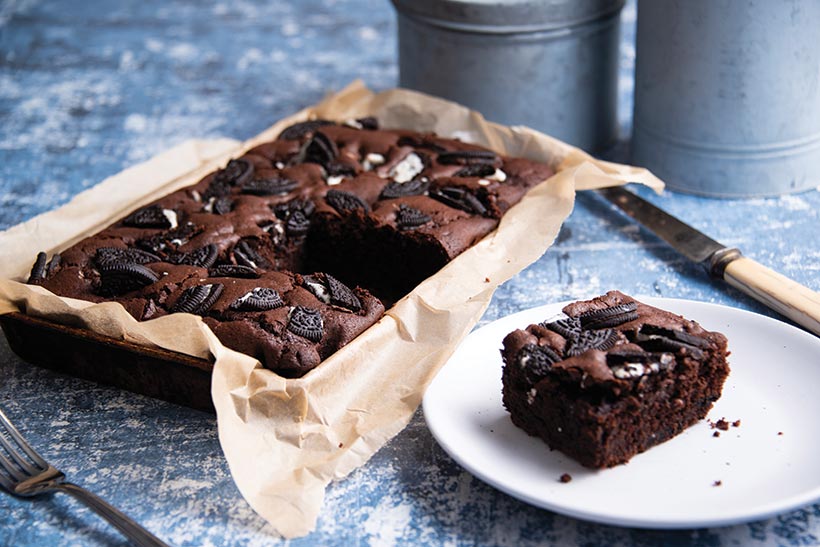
left=0, top=312, right=215, bottom=412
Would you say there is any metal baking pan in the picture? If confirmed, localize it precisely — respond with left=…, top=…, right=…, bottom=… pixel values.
left=0, top=312, right=215, bottom=412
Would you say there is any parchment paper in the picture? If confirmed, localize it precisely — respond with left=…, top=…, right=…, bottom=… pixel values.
left=0, top=81, right=663, bottom=538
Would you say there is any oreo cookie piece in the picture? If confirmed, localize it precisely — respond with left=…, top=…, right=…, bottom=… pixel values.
left=212, top=196, right=233, bottom=215
left=94, top=247, right=161, bottom=267
left=203, top=176, right=232, bottom=201
left=564, top=328, right=619, bottom=357
left=325, top=189, right=369, bottom=214
left=396, top=204, right=432, bottom=231
left=517, top=343, right=562, bottom=386
left=278, top=119, right=335, bottom=140
left=230, top=287, right=284, bottom=312
left=542, top=316, right=582, bottom=339
left=45, top=253, right=62, bottom=276
left=123, top=205, right=176, bottom=229
left=353, top=116, right=378, bottom=130
left=429, top=186, right=487, bottom=216
left=233, top=239, right=270, bottom=269
left=630, top=325, right=707, bottom=359
left=326, top=274, right=362, bottom=312
left=578, top=302, right=639, bottom=330
left=287, top=306, right=324, bottom=342
left=214, top=158, right=254, bottom=187
left=304, top=131, right=338, bottom=168
left=379, top=178, right=429, bottom=199
left=97, top=263, right=159, bottom=296
left=209, top=264, right=259, bottom=278
left=175, top=244, right=219, bottom=269
left=27, top=252, right=48, bottom=283
left=135, top=222, right=201, bottom=255
left=171, top=283, right=224, bottom=315
left=241, top=176, right=299, bottom=196
left=437, top=149, right=498, bottom=165
left=396, top=135, right=447, bottom=153
left=454, top=163, right=497, bottom=178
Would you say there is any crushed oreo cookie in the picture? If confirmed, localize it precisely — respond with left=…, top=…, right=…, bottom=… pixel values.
left=97, top=263, right=159, bottom=296
left=629, top=325, right=708, bottom=359
left=578, top=302, right=638, bottom=329
left=606, top=350, right=675, bottom=379
left=396, top=204, right=432, bottom=230
left=171, top=283, right=224, bottom=315
left=517, top=343, right=562, bottom=386
left=379, top=177, right=429, bottom=199
left=209, top=264, right=259, bottom=278
left=287, top=306, right=324, bottom=342
left=230, top=287, right=284, bottom=312
left=278, top=119, right=335, bottom=140
left=454, top=163, right=497, bottom=178
left=304, top=131, right=338, bottom=168
left=135, top=222, right=201, bottom=255
left=430, top=186, right=487, bottom=215
left=233, top=239, right=269, bottom=269
left=437, top=149, right=498, bottom=165
left=325, top=189, right=369, bottom=214
left=214, top=158, right=254, bottom=187
left=123, top=205, right=176, bottom=229
left=241, top=176, right=299, bottom=196
left=94, top=247, right=161, bottom=267
left=27, top=252, right=48, bottom=283
left=564, top=328, right=619, bottom=356
left=396, top=135, right=447, bottom=153
left=326, top=274, right=362, bottom=312
left=174, top=244, right=218, bottom=269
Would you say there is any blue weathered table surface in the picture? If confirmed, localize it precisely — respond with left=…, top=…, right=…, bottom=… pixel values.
left=2, top=1, right=819, bottom=546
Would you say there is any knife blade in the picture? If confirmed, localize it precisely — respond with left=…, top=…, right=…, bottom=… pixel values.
left=598, top=185, right=820, bottom=337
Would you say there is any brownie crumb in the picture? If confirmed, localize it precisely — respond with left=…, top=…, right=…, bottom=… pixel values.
left=713, top=431, right=720, bottom=438
left=708, top=417, right=731, bottom=431
left=338, top=442, right=344, bottom=448
left=713, top=480, right=722, bottom=487
left=778, top=431, right=784, bottom=436
left=559, top=473, right=572, bottom=483
left=732, top=419, right=741, bottom=428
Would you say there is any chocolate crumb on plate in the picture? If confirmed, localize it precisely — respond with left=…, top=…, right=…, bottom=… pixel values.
left=559, top=473, right=572, bottom=483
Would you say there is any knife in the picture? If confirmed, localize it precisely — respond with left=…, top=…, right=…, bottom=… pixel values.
left=598, top=185, right=820, bottom=337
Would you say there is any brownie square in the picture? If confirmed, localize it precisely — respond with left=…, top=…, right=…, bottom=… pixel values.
left=501, top=291, right=730, bottom=468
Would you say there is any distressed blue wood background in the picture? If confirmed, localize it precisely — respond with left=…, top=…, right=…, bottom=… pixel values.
left=1, top=1, right=819, bottom=545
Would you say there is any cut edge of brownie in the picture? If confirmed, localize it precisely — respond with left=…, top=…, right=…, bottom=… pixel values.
left=501, top=290, right=730, bottom=469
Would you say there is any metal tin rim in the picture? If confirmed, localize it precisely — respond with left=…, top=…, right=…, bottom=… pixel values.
left=390, top=0, right=625, bottom=34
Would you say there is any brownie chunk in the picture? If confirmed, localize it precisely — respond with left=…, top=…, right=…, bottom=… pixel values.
left=501, top=291, right=730, bottom=468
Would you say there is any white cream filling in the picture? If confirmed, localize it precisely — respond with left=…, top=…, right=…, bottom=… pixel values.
left=304, top=279, right=330, bottom=303
left=389, top=152, right=424, bottom=183
left=488, top=168, right=507, bottom=182
left=363, top=152, right=385, bottom=171
left=162, top=209, right=178, bottom=230
left=326, top=175, right=345, bottom=186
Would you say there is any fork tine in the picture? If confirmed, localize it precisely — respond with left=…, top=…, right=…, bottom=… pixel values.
left=0, top=433, right=40, bottom=477
left=0, top=450, right=28, bottom=482
left=0, top=469, right=13, bottom=491
left=0, top=407, right=48, bottom=469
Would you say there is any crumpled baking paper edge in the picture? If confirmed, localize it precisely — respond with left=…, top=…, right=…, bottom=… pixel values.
left=0, top=81, right=663, bottom=538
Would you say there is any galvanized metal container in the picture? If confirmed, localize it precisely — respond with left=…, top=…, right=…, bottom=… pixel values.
left=391, top=0, right=625, bottom=153
left=632, top=0, right=820, bottom=197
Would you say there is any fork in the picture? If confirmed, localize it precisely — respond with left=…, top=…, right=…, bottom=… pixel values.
left=0, top=406, right=172, bottom=547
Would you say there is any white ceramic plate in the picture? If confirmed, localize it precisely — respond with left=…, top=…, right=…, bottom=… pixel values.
left=423, top=297, right=820, bottom=529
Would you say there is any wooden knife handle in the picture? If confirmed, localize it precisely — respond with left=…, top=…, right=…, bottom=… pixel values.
left=723, top=256, right=820, bottom=337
